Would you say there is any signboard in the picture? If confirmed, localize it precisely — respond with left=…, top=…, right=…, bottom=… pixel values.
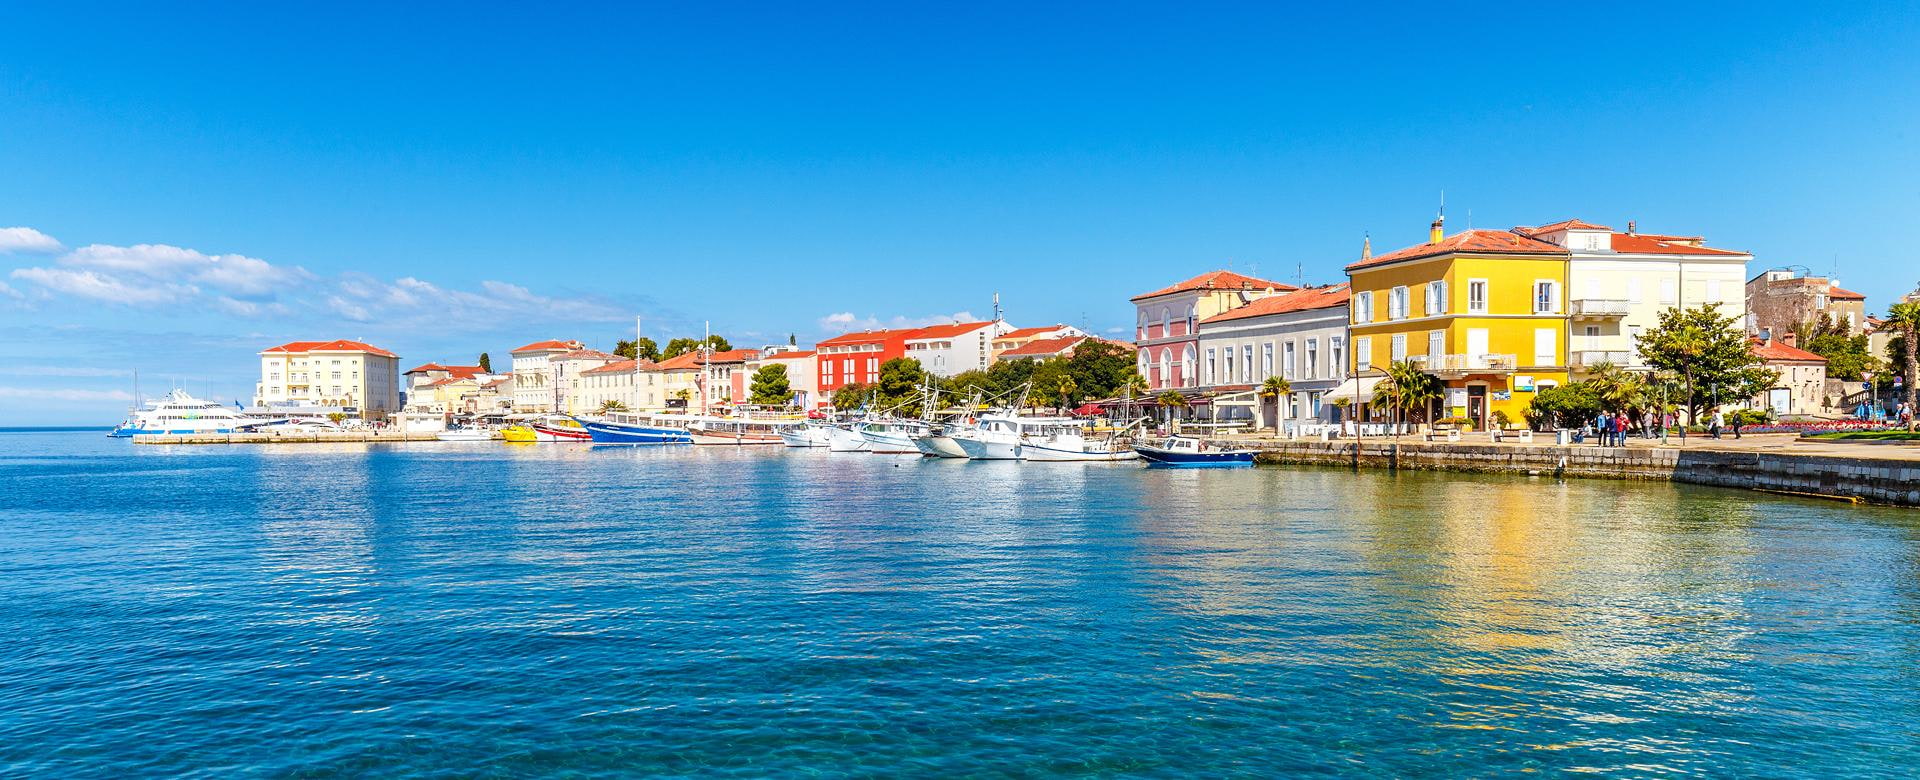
left=1513, top=375, right=1536, bottom=392
left=1493, top=391, right=1513, bottom=401
left=1447, top=388, right=1468, bottom=408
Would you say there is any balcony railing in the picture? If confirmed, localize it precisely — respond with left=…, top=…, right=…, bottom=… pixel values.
left=1571, top=350, right=1632, bottom=368
left=1411, top=353, right=1519, bottom=375
left=1570, top=298, right=1631, bottom=317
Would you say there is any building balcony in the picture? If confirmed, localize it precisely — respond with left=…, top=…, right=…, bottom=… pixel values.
left=1410, top=353, right=1520, bottom=377
left=1570, top=298, right=1631, bottom=318
left=1570, top=350, right=1632, bottom=369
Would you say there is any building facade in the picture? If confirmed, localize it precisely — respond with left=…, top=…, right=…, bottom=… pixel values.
left=1519, top=220, right=1751, bottom=374
left=1747, top=270, right=1869, bottom=336
left=1196, top=285, right=1351, bottom=430
left=905, top=321, right=1009, bottom=377
left=255, top=339, right=402, bottom=417
left=509, top=339, right=585, bottom=412
left=1345, top=223, right=1572, bottom=429
left=991, top=325, right=1088, bottom=359
left=745, top=349, right=819, bottom=408
left=815, top=328, right=913, bottom=400
left=1131, top=270, right=1297, bottom=391
left=549, top=348, right=621, bottom=415
left=1751, top=336, right=1829, bottom=416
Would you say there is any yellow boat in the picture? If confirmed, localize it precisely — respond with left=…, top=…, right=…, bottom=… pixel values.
left=501, top=425, right=540, bottom=443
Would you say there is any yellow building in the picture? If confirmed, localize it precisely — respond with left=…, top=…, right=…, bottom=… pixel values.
left=1344, top=220, right=1572, bottom=428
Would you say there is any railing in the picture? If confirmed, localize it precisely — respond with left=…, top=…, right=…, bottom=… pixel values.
left=1570, top=298, right=1631, bottom=316
left=1423, top=353, right=1519, bottom=373
left=1571, top=350, right=1631, bottom=368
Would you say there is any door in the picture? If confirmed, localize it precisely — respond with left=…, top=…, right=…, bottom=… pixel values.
left=1467, top=385, right=1488, bottom=429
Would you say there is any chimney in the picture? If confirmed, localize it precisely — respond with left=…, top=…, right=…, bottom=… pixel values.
left=1781, top=331, right=1797, bottom=348
left=1429, top=215, right=1445, bottom=244
left=1626, top=220, right=1636, bottom=235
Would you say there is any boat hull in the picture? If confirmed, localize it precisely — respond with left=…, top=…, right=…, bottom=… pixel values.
left=688, top=428, right=785, bottom=445
left=1020, top=441, right=1140, bottom=462
left=955, top=437, right=1022, bottom=460
left=579, top=419, right=693, bottom=445
left=912, top=435, right=969, bottom=458
left=827, top=427, right=870, bottom=452
left=532, top=422, right=592, bottom=442
left=859, top=430, right=921, bottom=454
left=435, top=430, right=495, bottom=442
left=779, top=427, right=833, bottom=447
left=1134, top=446, right=1254, bottom=467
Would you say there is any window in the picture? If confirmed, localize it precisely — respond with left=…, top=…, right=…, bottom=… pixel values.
left=1330, top=337, right=1345, bottom=375
left=1660, top=278, right=1677, bottom=305
left=1223, top=347, right=1235, bottom=383
left=1262, top=342, right=1274, bottom=379
left=1391, top=333, right=1407, bottom=361
left=1354, top=291, right=1373, bottom=323
left=1468, top=279, right=1488, bottom=313
left=1287, top=392, right=1300, bottom=420
left=1428, top=330, right=1443, bottom=358
left=1534, top=328, right=1557, bottom=366
left=1390, top=286, right=1410, bottom=320
left=1161, top=307, right=1171, bottom=333
left=1305, top=338, right=1319, bottom=379
left=1425, top=280, right=1448, bottom=315
left=1706, top=279, right=1722, bottom=302
left=1628, top=278, right=1643, bottom=304
left=1533, top=280, right=1559, bottom=314
left=1241, top=345, right=1253, bottom=383
left=1355, top=337, right=1371, bottom=370
left=1187, top=305, right=1197, bottom=333
left=1205, top=348, right=1216, bottom=385
left=1182, top=345, right=1196, bottom=386
left=1281, top=341, right=1295, bottom=380
left=1137, top=310, right=1147, bottom=338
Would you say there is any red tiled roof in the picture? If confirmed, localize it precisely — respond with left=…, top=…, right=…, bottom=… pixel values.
left=404, top=363, right=483, bottom=378
left=1201, top=285, right=1352, bottom=324
left=759, top=350, right=816, bottom=360
left=1610, top=233, right=1745, bottom=256
left=425, top=375, right=478, bottom=388
left=906, top=321, right=995, bottom=340
left=1516, top=219, right=1614, bottom=235
left=1131, top=270, right=1297, bottom=302
left=582, top=359, right=656, bottom=375
left=1828, top=287, right=1867, bottom=301
left=1751, top=338, right=1827, bottom=363
left=1000, top=336, right=1086, bottom=358
left=815, top=327, right=915, bottom=347
left=1347, top=230, right=1566, bottom=271
left=262, top=339, right=399, bottom=358
left=652, top=352, right=704, bottom=370
left=511, top=339, right=584, bottom=353
left=997, top=325, right=1065, bottom=340
left=554, top=349, right=620, bottom=361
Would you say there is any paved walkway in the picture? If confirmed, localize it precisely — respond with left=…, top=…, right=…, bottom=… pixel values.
left=1211, top=430, right=1920, bottom=462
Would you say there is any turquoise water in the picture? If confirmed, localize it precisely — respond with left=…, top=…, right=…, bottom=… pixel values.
left=3, top=431, right=1919, bottom=776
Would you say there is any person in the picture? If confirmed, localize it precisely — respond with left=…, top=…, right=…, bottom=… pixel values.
left=1710, top=409, right=1724, bottom=439
left=1615, top=412, right=1629, bottom=447
left=1595, top=410, right=1611, bottom=447
left=1731, top=411, right=1743, bottom=439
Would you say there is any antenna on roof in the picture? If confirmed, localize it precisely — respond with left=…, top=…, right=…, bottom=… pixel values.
left=1467, top=208, right=1472, bottom=230
left=993, top=292, right=1002, bottom=323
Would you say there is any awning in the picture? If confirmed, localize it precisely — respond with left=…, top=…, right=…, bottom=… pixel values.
left=1326, top=376, right=1384, bottom=405
left=1070, top=403, right=1106, bottom=416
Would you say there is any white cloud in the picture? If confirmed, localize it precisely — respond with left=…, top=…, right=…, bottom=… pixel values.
left=0, top=227, right=63, bottom=254
left=0, top=280, right=21, bottom=300
left=0, top=366, right=132, bottom=378
left=0, top=386, right=134, bottom=402
left=816, top=310, right=981, bottom=333
left=58, top=243, right=312, bottom=298
left=9, top=267, right=197, bottom=305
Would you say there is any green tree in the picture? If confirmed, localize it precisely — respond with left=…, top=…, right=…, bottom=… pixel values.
left=477, top=352, right=492, bottom=373
left=614, top=337, right=661, bottom=362
left=872, top=357, right=928, bottom=412
left=748, top=364, right=793, bottom=406
left=1157, top=390, right=1188, bottom=423
left=662, top=335, right=731, bottom=359
left=986, top=357, right=1035, bottom=397
left=598, top=399, right=628, bottom=414
left=1585, top=362, right=1647, bottom=415
left=1637, top=303, right=1778, bottom=425
left=831, top=382, right=871, bottom=411
left=1062, top=340, right=1135, bottom=400
left=1030, top=358, right=1073, bottom=410
left=944, top=369, right=993, bottom=403
left=1380, top=360, right=1442, bottom=439
left=1888, top=301, right=1920, bottom=420
left=1525, top=383, right=1602, bottom=430
left=1054, top=374, right=1078, bottom=411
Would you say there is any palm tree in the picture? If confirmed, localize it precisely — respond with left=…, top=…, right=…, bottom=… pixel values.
left=598, top=399, right=628, bottom=414
left=1889, top=301, right=1920, bottom=428
left=1056, top=375, right=1077, bottom=412
left=1381, top=360, right=1441, bottom=441
left=1258, top=375, right=1292, bottom=432
left=1157, top=390, right=1188, bottom=429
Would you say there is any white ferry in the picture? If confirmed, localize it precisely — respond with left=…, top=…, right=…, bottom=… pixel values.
left=108, top=390, right=255, bottom=437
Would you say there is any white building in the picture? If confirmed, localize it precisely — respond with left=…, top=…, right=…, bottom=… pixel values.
left=903, top=321, right=1011, bottom=377
left=1516, top=219, right=1751, bottom=375
left=509, top=339, right=585, bottom=412
left=746, top=348, right=819, bottom=408
left=255, top=339, right=402, bottom=418
left=1195, top=285, right=1351, bottom=430
left=549, top=348, right=621, bottom=415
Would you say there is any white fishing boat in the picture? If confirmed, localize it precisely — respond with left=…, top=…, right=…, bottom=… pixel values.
left=911, top=423, right=971, bottom=458
left=954, top=414, right=1079, bottom=460
left=778, top=421, right=835, bottom=448
left=857, top=418, right=929, bottom=454
left=688, top=417, right=790, bottom=445
left=1018, top=422, right=1139, bottom=462
left=435, top=426, right=495, bottom=442
left=827, top=424, right=871, bottom=452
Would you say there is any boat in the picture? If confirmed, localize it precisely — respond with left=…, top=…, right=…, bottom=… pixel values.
left=108, top=389, right=255, bottom=437
left=501, top=415, right=592, bottom=443
left=827, top=424, right=871, bottom=452
left=435, top=427, right=496, bottom=442
left=911, top=420, right=971, bottom=458
left=574, top=414, right=693, bottom=445
left=857, top=419, right=930, bottom=454
left=778, top=421, right=835, bottom=448
left=688, top=417, right=789, bottom=445
left=1134, top=435, right=1255, bottom=467
left=953, top=414, right=1076, bottom=460
left=1019, top=423, right=1140, bottom=462
left=501, top=425, right=539, bottom=443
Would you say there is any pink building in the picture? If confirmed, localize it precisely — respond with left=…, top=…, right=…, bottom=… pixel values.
left=1131, top=270, right=1295, bottom=391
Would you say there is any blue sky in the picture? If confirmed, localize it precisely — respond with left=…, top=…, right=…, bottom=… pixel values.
left=3, top=1, right=1917, bottom=424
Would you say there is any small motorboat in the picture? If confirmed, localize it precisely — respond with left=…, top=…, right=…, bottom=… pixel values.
left=778, top=422, right=834, bottom=448
left=827, top=425, right=870, bottom=452
left=1134, top=435, right=1254, bottom=467
left=436, top=427, right=495, bottom=442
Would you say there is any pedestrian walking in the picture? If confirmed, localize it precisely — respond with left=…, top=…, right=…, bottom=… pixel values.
left=1615, top=412, right=1629, bottom=447
left=1710, top=410, right=1724, bottom=439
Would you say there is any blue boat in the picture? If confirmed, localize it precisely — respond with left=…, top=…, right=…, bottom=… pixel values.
left=574, top=416, right=693, bottom=445
left=1134, top=435, right=1255, bottom=467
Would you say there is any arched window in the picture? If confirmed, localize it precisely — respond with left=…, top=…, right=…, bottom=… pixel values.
left=1158, top=348, right=1172, bottom=389
left=1186, top=305, right=1197, bottom=333
left=1182, top=344, right=1197, bottom=387
left=1160, top=307, right=1171, bottom=333
left=1137, top=310, right=1148, bottom=340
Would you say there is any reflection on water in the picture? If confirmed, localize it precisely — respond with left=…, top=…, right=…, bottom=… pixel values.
left=0, top=434, right=1917, bottom=776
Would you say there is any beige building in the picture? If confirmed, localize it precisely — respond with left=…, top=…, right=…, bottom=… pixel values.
left=509, top=339, right=585, bottom=412
left=402, top=362, right=487, bottom=412
left=1751, top=335, right=1829, bottom=416
left=576, top=359, right=658, bottom=413
left=255, top=339, right=402, bottom=417
left=1515, top=219, right=1751, bottom=375
left=1746, top=269, right=1868, bottom=336
left=992, top=325, right=1089, bottom=360
left=746, top=348, right=819, bottom=408
left=549, top=349, right=621, bottom=415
